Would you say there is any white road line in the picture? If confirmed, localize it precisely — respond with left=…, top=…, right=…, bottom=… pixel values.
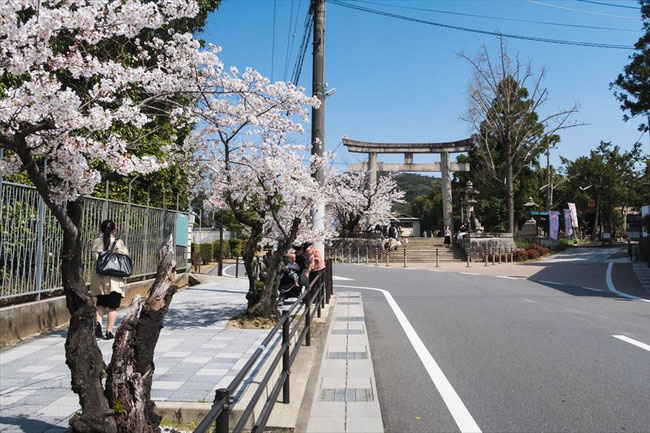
left=581, top=286, right=604, bottom=292
left=222, top=264, right=236, bottom=277
left=460, top=272, right=479, bottom=276
left=606, top=263, right=650, bottom=302
left=496, top=276, right=519, bottom=280
left=335, top=284, right=482, bottom=433
left=333, top=276, right=355, bottom=281
left=612, top=335, right=650, bottom=352
left=538, top=280, right=563, bottom=285
left=429, top=269, right=447, bottom=272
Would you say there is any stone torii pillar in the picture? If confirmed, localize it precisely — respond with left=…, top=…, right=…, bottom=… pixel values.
left=440, top=152, right=453, bottom=231
left=343, top=138, right=473, bottom=231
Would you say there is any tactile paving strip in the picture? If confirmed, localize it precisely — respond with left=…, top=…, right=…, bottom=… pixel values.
left=327, top=351, right=368, bottom=360
left=335, top=316, right=365, bottom=321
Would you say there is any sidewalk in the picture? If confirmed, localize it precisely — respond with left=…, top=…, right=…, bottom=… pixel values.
left=0, top=277, right=270, bottom=433
left=305, top=291, right=384, bottom=433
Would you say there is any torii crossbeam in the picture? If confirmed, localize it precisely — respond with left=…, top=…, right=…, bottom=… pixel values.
left=343, top=137, right=473, bottom=230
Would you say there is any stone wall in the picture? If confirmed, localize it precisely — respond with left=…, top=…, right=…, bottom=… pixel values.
left=461, top=233, right=516, bottom=260
left=326, top=237, right=383, bottom=262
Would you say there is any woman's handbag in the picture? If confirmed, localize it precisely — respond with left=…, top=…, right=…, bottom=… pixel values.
left=96, top=240, right=133, bottom=277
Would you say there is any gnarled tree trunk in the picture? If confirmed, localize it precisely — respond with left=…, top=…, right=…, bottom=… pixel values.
left=63, top=200, right=118, bottom=433
left=105, top=237, right=178, bottom=433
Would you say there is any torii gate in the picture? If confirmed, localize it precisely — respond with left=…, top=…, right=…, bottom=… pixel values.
left=343, top=137, right=472, bottom=231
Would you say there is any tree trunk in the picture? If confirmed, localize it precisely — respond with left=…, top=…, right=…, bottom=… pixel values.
left=105, top=237, right=177, bottom=433
left=243, top=226, right=263, bottom=310
left=506, top=158, right=515, bottom=234
left=63, top=200, right=117, bottom=433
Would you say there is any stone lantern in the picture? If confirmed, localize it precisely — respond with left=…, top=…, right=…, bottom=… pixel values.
left=464, top=181, right=483, bottom=233
left=521, top=197, right=538, bottom=237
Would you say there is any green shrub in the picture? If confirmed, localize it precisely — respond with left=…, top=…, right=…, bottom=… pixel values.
left=191, top=243, right=214, bottom=264
left=229, top=239, right=243, bottom=257
left=556, top=238, right=569, bottom=251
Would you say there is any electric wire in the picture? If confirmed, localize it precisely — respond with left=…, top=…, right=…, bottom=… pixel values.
left=330, top=0, right=636, bottom=50
left=352, top=0, right=640, bottom=33
left=576, top=0, right=641, bottom=10
left=285, top=0, right=304, bottom=82
left=271, top=0, right=277, bottom=81
left=283, top=0, right=296, bottom=82
left=525, top=0, right=640, bottom=20
left=290, top=10, right=313, bottom=86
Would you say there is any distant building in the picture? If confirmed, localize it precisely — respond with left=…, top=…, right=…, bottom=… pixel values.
left=391, top=214, right=421, bottom=237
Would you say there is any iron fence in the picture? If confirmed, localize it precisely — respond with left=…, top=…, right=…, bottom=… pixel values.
left=1, top=181, right=189, bottom=300
left=194, top=259, right=334, bottom=433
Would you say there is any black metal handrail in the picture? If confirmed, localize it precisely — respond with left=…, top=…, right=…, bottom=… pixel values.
left=193, top=260, right=333, bottom=433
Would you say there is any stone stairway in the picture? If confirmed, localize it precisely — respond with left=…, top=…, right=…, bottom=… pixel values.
left=388, top=237, right=466, bottom=263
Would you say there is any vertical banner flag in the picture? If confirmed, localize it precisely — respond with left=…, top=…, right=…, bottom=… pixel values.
left=550, top=211, right=559, bottom=240
left=568, top=203, right=579, bottom=229
left=564, top=209, right=573, bottom=236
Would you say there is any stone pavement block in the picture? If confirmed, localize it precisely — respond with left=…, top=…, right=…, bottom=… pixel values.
left=196, top=367, right=229, bottom=376
left=346, top=402, right=382, bottom=418
left=346, top=416, right=384, bottom=432
left=152, top=380, right=185, bottom=390
left=308, top=401, right=346, bottom=418
left=306, top=416, right=345, bottom=433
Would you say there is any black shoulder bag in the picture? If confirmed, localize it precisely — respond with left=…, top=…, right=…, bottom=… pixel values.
left=96, top=239, right=133, bottom=278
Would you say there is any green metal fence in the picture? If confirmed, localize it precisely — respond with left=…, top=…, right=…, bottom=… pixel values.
left=0, top=181, right=189, bottom=300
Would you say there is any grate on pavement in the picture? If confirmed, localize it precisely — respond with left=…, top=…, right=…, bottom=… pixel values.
left=319, top=388, right=374, bottom=402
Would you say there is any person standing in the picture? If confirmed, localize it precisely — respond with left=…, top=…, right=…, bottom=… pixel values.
left=444, top=225, right=452, bottom=246
left=90, top=219, right=129, bottom=340
left=303, top=242, right=325, bottom=286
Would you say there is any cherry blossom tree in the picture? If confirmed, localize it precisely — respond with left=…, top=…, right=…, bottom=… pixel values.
left=0, top=2, right=213, bottom=432
left=192, top=64, right=324, bottom=317
left=327, top=171, right=404, bottom=235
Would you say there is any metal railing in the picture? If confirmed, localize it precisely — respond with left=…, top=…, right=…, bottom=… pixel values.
left=1, top=181, right=189, bottom=300
left=194, top=259, right=334, bottom=433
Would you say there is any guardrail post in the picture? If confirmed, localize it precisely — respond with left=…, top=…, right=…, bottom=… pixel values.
left=356, top=246, right=360, bottom=264
left=510, top=246, right=514, bottom=263
left=403, top=245, right=407, bottom=268
left=282, top=310, right=290, bottom=404
left=498, top=246, right=502, bottom=264
left=317, top=280, right=322, bottom=319
left=466, top=247, right=470, bottom=268
left=436, top=248, right=439, bottom=268
left=214, top=388, right=229, bottom=433
left=375, top=248, right=379, bottom=266
left=492, top=243, right=496, bottom=265
left=347, top=247, right=351, bottom=263
left=365, top=246, right=369, bottom=265
left=484, top=244, right=488, bottom=267
left=306, top=289, right=311, bottom=347
left=235, top=256, right=239, bottom=278
left=325, top=259, right=333, bottom=304
left=385, top=250, right=389, bottom=267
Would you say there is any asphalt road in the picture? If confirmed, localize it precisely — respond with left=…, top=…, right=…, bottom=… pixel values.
left=332, top=263, right=650, bottom=433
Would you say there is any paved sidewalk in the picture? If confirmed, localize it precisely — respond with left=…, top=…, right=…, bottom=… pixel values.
left=306, top=291, right=384, bottom=433
left=378, top=247, right=649, bottom=300
left=0, top=277, right=270, bottom=433
left=632, top=262, right=650, bottom=294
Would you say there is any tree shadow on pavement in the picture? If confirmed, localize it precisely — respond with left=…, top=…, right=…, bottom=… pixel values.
left=0, top=416, right=65, bottom=433
left=162, top=304, right=245, bottom=330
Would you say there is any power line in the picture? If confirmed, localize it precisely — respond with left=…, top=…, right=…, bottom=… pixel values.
left=290, top=9, right=313, bottom=86
left=283, top=0, right=296, bottom=82
left=576, top=0, right=641, bottom=10
left=352, top=0, right=640, bottom=33
left=526, top=0, right=640, bottom=20
left=285, top=0, right=304, bottom=82
left=329, top=0, right=636, bottom=50
left=271, top=0, right=277, bottom=81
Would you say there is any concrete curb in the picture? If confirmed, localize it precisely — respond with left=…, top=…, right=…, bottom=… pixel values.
left=305, top=291, right=384, bottom=433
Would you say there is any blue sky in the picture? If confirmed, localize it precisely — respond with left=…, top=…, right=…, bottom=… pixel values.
left=199, top=0, right=647, bottom=174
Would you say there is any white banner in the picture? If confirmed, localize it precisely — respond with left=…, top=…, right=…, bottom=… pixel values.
left=568, top=202, right=579, bottom=229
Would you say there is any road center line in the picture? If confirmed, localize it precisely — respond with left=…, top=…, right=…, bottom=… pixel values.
left=612, top=335, right=650, bottom=352
left=606, top=263, right=650, bottom=302
left=335, top=284, right=482, bottom=433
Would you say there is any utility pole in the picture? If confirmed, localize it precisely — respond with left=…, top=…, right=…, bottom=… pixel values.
left=310, top=0, right=326, bottom=254
left=218, top=208, right=224, bottom=276
left=546, top=141, right=553, bottom=211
